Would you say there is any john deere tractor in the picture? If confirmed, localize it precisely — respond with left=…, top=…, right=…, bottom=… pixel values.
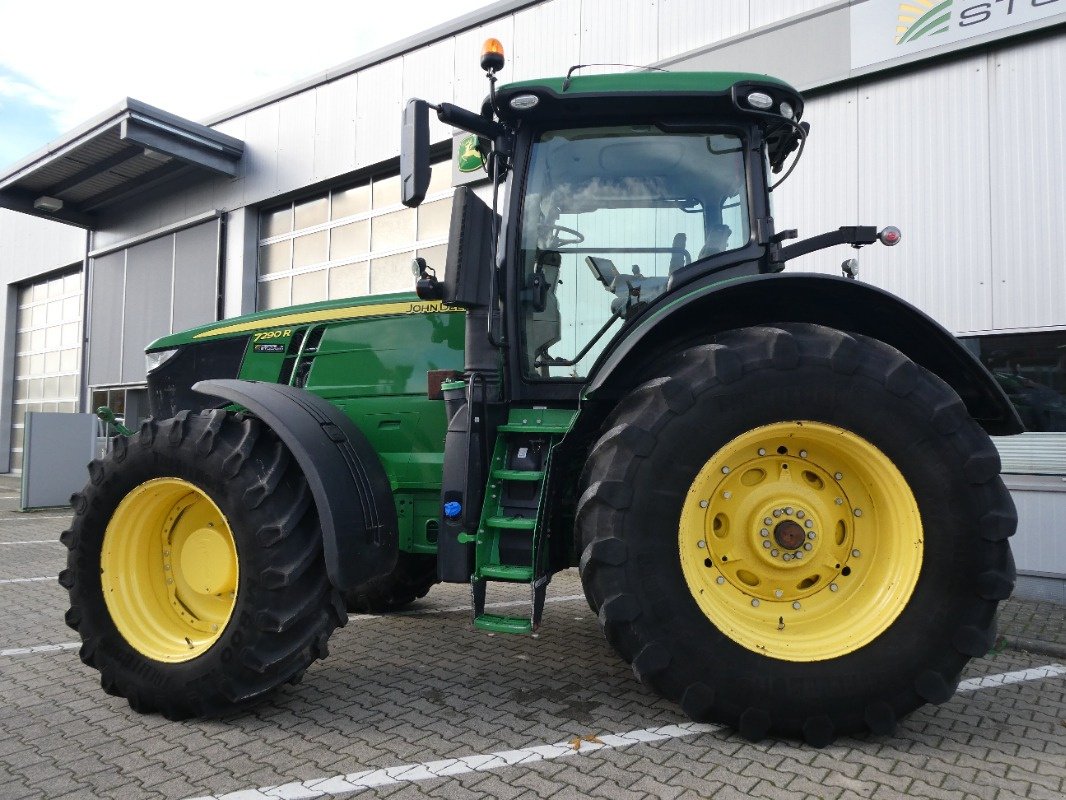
left=61, top=42, right=1021, bottom=745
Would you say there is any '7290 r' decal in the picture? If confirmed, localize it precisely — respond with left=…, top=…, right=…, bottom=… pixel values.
left=253, top=329, right=293, bottom=342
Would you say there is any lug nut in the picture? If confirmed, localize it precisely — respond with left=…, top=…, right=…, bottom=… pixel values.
left=764, top=517, right=773, bottom=526
left=782, top=553, right=793, bottom=562
left=785, top=506, right=794, bottom=514
left=758, top=448, right=766, bottom=456
left=700, top=499, right=709, bottom=508
left=792, top=602, right=801, bottom=610
left=796, top=510, right=805, bottom=519
left=716, top=576, right=725, bottom=584
left=834, top=472, right=843, bottom=480
left=697, top=540, right=706, bottom=548
left=773, top=509, right=782, bottom=517
left=751, top=599, right=760, bottom=607
left=804, top=543, right=813, bottom=551
left=830, top=583, right=839, bottom=592
left=794, top=552, right=803, bottom=559
left=854, top=508, right=863, bottom=517
left=774, top=589, right=784, bottom=598
left=799, top=450, right=808, bottom=458
left=723, top=491, right=732, bottom=499
left=835, top=497, right=844, bottom=505
left=760, top=528, right=769, bottom=537
left=721, top=466, right=730, bottom=474
left=805, top=520, right=814, bottom=528
left=763, top=540, right=771, bottom=549
left=852, top=549, right=861, bottom=558
left=771, top=549, right=780, bottom=557
left=807, top=531, right=816, bottom=540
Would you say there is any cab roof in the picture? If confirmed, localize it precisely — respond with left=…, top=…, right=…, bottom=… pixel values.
left=493, top=71, right=802, bottom=124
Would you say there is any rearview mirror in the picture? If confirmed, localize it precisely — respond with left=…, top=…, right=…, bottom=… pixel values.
left=401, top=99, right=431, bottom=208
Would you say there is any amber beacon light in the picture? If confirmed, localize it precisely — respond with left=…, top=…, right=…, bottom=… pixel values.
left=481, top=38, right=505, bottom=72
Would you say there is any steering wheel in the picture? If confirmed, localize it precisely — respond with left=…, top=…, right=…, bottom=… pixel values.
left=549, top=224, right=584, bottom=246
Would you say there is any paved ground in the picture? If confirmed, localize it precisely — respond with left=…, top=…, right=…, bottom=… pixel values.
left=1, top=474, right=1064, bottom=800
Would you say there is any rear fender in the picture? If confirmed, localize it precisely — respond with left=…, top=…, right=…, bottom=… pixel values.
left=193, top=379, right=398, bottom=590
left=584, top=273, right=1023, bottom=436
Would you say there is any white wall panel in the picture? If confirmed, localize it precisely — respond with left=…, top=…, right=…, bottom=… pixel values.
left=276, top=92, right=317, bottom=195
left=658, top=0, right=748, bottom=62
left=0, top=212, right=84, bottom=282
left=453, top=17, right=516, bottom=112
left=579, top=0, right=659, bottom=69
left=356, top=59, right=404, bottom=169
left=403, top=39, right=457, bottom=143
left=1010, top=486, right=1066, bottom=576
left=988, top=36, right=1066, bottom=330
left=511, top=0, right=581, bottom=83
left=314, top=73, right=359, bottom=182
left=856, top=56, right=993, bottom=334
left=239, top=103, right=282, bottom=207
left=769, top=89, right=859, bottom=275
left=750, top=0, right=832, bottom=30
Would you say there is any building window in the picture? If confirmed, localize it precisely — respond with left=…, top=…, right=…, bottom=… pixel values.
left=256, top=158, right=454, bottom=310
left=962, top=330, right=1066, bottom=475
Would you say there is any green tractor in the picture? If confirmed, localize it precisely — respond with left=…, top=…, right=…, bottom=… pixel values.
left=61, top=44, right=1021, bottom=745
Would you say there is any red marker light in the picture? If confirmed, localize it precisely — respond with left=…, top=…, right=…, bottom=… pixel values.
left=878, top=226, right=902, bottom=246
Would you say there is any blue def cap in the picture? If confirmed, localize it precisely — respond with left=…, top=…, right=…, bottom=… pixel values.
left=443, top=500, right=462, bottom=518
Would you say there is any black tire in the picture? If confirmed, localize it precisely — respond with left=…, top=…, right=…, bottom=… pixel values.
left=59, top=409, right=347, bottom=719
left=342, top=552, right=438, bottom=613
left=577, top=324, right=1017, bottom=745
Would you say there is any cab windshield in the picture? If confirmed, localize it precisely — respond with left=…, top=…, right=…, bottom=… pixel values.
left=518, top=125, right=749, bottom=378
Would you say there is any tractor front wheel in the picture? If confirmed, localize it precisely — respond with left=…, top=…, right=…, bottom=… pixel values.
left=577, top=324, right=1016, bottom=744
left=60, top=410, right=347, bottom=718
left=342, top=552, right=438, bottom=613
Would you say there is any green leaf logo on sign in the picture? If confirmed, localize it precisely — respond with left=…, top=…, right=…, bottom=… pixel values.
left=457, top=134, right=485, bottom=173
left=896, top=0, right=953, bottom=44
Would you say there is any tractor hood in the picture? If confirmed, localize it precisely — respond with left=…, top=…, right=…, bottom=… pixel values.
left=146, top=292, right=451, bottom=351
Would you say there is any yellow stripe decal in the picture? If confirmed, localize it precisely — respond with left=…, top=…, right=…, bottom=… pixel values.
left=193, top=300, right=463, bottom=339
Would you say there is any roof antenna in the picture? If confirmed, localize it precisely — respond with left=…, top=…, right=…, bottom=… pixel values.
left=562, top=63, right=669, bottom=92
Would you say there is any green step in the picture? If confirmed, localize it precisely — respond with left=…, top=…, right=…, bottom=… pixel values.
left=492, top=469, right=544, bottom=482
left=485, top=515, right=536, bottom=530
left=478, top=564, right=534, bottom=581
left=474, top=614, right=533, bottom=634
left=498, top=423, right=570, bottom=434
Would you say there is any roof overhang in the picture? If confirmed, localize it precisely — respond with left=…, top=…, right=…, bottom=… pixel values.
left=0, top=98, right=244, bottom=228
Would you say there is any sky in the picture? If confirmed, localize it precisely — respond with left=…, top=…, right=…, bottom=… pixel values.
left=0, top=0, right=502, bottom=170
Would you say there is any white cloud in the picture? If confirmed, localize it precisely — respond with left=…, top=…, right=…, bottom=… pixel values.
left=0, top=0, right=500, bottom=138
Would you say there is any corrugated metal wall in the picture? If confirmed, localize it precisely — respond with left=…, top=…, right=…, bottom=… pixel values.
left=93, top=0, right=844, bottom=251
left=771, top=33, right=1066, bottom=338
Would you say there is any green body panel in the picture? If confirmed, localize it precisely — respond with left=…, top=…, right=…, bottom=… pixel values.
left=500, top=71, right=794, bottom=97
left=152, top=293, right=467, bottom=555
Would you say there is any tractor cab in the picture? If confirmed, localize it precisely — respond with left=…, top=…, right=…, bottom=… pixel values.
left=401, top=47, right=811, bottom=397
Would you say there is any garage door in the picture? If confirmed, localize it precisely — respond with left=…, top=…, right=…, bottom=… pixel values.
left=10, top=269, right=83, bottom=472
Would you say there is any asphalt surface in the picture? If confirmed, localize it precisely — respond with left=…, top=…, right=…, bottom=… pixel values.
left=1, top=474, right=1064, bottom=800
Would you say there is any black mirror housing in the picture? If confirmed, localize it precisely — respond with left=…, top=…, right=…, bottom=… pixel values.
left=401, top=99, right=431, bottom=208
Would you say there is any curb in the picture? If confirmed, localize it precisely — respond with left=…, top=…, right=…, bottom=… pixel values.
left=999, top=636, right=1066, bottom=660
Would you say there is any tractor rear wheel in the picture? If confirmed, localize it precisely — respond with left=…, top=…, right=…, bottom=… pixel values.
left=60, top=409, right=347, bottom=719
left=342, top=552, right=438, bottom=613
left=577, top=324, right=1016, bottom=745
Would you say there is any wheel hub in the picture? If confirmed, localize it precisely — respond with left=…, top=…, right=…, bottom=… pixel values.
left=678, top=421, right=923, bottom=661
left=100, top=478, right=239, bottom=663
left=773, top=519, right=805, bottom=550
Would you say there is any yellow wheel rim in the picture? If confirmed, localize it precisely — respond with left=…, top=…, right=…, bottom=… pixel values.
left=101, top=478, right=239, bottom=663
left=679, top=421, right=922, bottom=661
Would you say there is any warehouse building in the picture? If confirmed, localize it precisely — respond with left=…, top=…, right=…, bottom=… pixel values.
left=0, top=0, right=1063, bottom=599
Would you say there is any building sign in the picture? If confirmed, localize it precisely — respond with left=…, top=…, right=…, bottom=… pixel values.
left=851, top=0, right=1064, bottom=69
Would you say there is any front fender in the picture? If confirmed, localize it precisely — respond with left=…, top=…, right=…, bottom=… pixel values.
left=584, top=273, right=1023, bottom=436
left=192, top=379, right=398, bottom=590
